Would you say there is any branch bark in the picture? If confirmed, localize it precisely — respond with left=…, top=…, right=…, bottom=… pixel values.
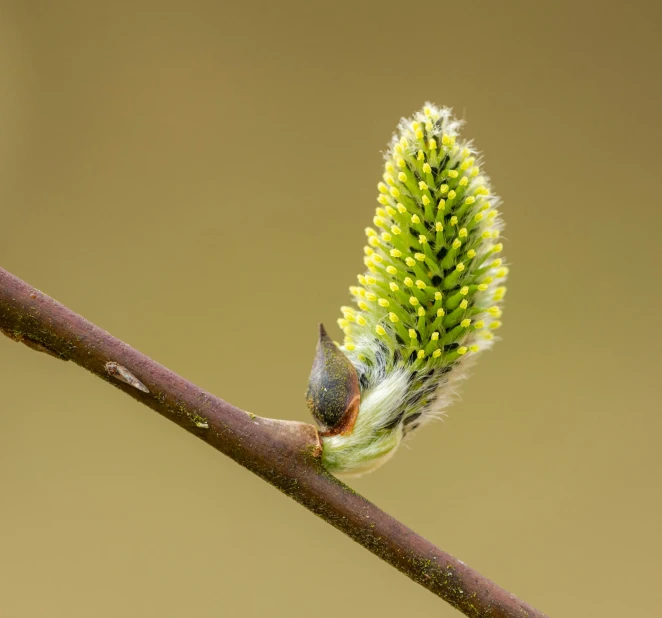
left=0, top=266, right=547, bottom=618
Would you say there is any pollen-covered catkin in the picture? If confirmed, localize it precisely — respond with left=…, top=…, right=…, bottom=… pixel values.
left=321, top=104, right=508, bottom=475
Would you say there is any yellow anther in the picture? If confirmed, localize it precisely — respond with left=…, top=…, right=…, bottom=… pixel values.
left=345, top=343, right=356, bottom=351
left=459, top=227, right=468, bottom=237
left=442, top=134, right=454, bottom=146
left=475, top=186, right=488, bottom=195
left=461, top=286, right=469, bottom=295
left=424, top=106, right=432, bottom=117
left=465, top=196, right=476, bottom=205
left=415, top=129, right=424, bottom=139
left=349, top=286, right=360, bottom=295
left=381, top=232, right=392, bottom=242
left=397, top=203, right=407, bottom=213
left=450, top=216, right=458, bottom=226
left=388, top=312, right=399, bottom=323
left=459, top=176, right=468, bottom=187
left=408, top=328, right=417, bottom=339
left=428, top=138, right=437, bottom=150
left=482, top=276, right=494, bottom=284
left=493, top=286, right=507, bottom=300
left=391, top=225, right=401, bottom=235
left=356, top=315, right=367, bottom=326
left=418, top=181, right=428, bottom=191
left=481, top=331, right=494, bottom=341
left=417, top=349, right=425, bottom=359
left=448, top=190, right=456, bottom=199
left=373, top=216, right=384, bottom=227
left=365, top=227, right=377, bottom=237
left=482, top=230, right=492, bottom=239
left=434, top=291, right=442, bottom=301
left=425, top=121, right=433, bottom=132
left=378, top=182, right=389, bottom=194
left=474, top=320, right=485, bottom=329
left=409, top=296, right=419, bottom=306
left=437, top=199, right=446, bottom=210
left=440, top=184, right=449, bottom=194
left=492, top=243, right=503, bottom=253
left=471, top=166, right=480, bottom=177
left=448, top=170, right=458, bottom=179
left=435, top=222, right=444, bottom=232
left=366, top=292, right=377, bottom=301
left=376, top=207, right=386, bottom=217
left=422, top=195, right=430, bottom=206
left=375, top=325, right=386, bottom=336
left=372, top=254, right=383, bottom=263
left=386, top=265, right=397, bottom=275
left=377, top=194, right=389, bottom=205
left=397, top=157, right=406, bottom=168
left=417, top=307, right=425, bottom=316
left=358, top=275, right=367, bottom=285
left=461, top=148, right=471, bottom=159
left=398, top=172, right=408, bottom=182
left=385, top=205, right=396, bottom=216
left=457, top=346, right=467, bottom=355
left=437, top=308, right=445, bottom=317
left=394, top=143, right=404, bottom=155
left=384, top=173, right=395, bottom=185
left=415, top=253, right=426, bottom=262
left=411, top=214, right=421, bottom=224
left=432, top=349, right=442, bottom=358
left=474, top=212, right=484, bottom=223
left=338, top=318, right=348, bottom=329
left=390, top=249, right=402, bottom=258
left=366, top=276, right=376, bottom=285
left=431, top=331, right=440, bottom=341
left=386, top=161, right=395, bottom=173
left=467, top=249, right=477, bottom=258
left=461, top=158, right=474, bottom=170
left=400, top=136, right=408, bottom=147
left=461, top=318, right=471, bottom=328
left=389, top=187, right=400, bottom=198
left=389, top=282, right=400, bottom=292
left=412, top=121, right=420, bottom=131
left=378, top=298, right=390, bottom=307
left=419, top=234, right=427, bottom=244
left=488, top=210, right=498, bottom=219
left=492, top=230, right=500, bottom=239
left=496, top=267, right=509, bottom=278
left=452, top=238, right=462, bottom=249
left=415, top=279, right=426, bottom=289
left=417, top=149, right=425, bottom=161
left=488, top=306, right=501, bottom=317
left=490, top=320, right=502, bottom=329
left=477, top=283, right=488, bottom=291
left=404, top=277, right=414, bottom=287
left=491, top=258, right=503, bottom=268
left=469, top=345, right=480, bottom=353
left=405, top=257, right=416, bottom=267
left=364, top=247, right=374, bottom=256
left=423, top=163, right=432, bottom=174
left=459, top=299, right=468, bottom=309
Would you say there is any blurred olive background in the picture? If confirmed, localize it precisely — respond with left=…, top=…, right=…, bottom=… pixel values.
left=1, top=1, right=661, bottom=616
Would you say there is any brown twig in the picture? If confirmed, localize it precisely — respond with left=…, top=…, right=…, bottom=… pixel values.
left=0, top=266, right=547, bottom=618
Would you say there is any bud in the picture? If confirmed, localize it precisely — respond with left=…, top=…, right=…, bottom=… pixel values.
left=308, top=104, right=508, bottom=475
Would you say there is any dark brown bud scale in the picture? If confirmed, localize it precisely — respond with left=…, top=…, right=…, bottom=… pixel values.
left=305, top=324, right=360, bottom=436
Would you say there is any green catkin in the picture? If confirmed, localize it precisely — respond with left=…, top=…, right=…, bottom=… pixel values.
left=322, top=104, right=508, bottom=476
